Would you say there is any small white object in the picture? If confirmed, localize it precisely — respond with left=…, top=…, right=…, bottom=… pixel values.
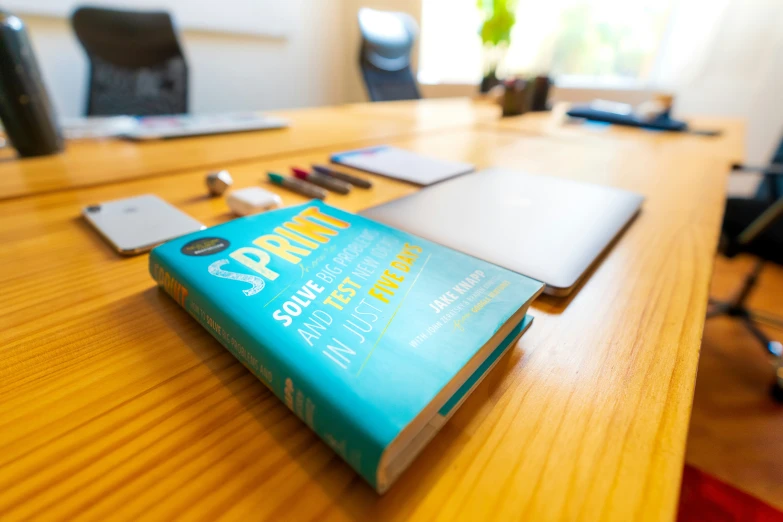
left=589, top=99, right=633, bottom=115
left=635, top=100, right=667, bottom=121
left=226, top=187, right=282, bottom=216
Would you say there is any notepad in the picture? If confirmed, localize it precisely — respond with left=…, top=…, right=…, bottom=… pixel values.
left=330, top=146, right=474, bottom=185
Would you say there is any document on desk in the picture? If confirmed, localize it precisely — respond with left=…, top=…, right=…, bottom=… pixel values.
left=330, top=146, right=474, bottom=185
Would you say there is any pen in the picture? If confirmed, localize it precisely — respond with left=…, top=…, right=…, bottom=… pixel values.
left=312, top=164, right=373, bottom=189
left=267, top=172, right=326, bottom=200
left=292, top=167, right=351, bottom=194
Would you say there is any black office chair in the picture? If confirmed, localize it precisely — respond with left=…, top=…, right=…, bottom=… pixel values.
left=71, top=6, right=188, bottom=116
left=748, top=137, right=783, bottom=201
left=708, top=154, right=783, bottom=400
left=358, top=8, right=421, bottom=102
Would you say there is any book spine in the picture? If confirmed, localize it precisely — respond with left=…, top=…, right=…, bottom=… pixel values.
left=149, top=249, right=276, bottom=387
left=149, top=250, right=384, bottom=490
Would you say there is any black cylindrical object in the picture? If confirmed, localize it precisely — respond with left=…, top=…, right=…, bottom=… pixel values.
left=0, top=11, right=63, bottom=157
left=530, top=75, right=552, bottom=112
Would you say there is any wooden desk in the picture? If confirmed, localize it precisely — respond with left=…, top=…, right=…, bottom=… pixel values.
left=343, top=97, right=500, bottom=126
left=0, top=104, right=743, bottom=521
left=0, top=99, right=500, bottom=202
left=487, top=104, right=746, bottom=163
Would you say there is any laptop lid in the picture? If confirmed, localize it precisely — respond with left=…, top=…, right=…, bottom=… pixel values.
left=361, top=168, right=643, bottom=296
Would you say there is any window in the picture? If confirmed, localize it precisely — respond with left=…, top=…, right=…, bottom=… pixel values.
left=418, top=0, right=675, bottom=87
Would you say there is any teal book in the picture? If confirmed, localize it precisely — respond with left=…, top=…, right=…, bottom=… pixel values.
left=149, top=201, right=543, bottom=492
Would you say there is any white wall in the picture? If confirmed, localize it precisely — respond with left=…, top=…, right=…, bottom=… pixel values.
left=660, top=0, right=783, bottom=164
left=24, top=0, right=423, bottom=116
left=23, top=0, right=348, bottom=118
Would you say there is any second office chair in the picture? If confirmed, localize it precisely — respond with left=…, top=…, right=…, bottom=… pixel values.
left=358, top=8, right=421, bottom=103
left=710, top=145, right=783, bottom=400
left=71, top=6, right=188, bottom=116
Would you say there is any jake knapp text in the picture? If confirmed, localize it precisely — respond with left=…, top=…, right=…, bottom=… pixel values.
left=427, top=270, right=486, bottom=313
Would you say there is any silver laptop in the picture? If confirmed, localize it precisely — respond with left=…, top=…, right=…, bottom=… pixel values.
left=361, top=168, right=643, bottom=296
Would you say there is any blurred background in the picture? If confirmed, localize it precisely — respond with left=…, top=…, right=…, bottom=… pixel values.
left=16, top=0, right=783, bottom=164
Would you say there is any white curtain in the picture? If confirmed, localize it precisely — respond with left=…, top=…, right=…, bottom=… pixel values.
left=419, top=0, right=783, bottom=163
left=656, top=0, right=783, bottom=164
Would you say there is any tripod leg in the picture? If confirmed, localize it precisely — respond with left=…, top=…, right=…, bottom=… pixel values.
left=748, top=310, right=783, bottom=330
left=706, top=301, right=731, bottom=319
left=743, top=319, right=783, bottom=357
left=771, top=351, right=783, bottom=403
left=731, top=260, right=765, bottom=308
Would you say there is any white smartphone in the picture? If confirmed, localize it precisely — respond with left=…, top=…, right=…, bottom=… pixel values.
left=82, top=194, right=205, bottom=255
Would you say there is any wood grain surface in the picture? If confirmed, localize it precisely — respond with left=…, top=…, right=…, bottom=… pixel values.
left=0, top=99, right=500, bottom=201
left=487, top=103, right=746, bottom=164
left=0, top=101, right=744, bottom=521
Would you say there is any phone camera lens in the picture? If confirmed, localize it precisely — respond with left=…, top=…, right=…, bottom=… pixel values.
left=86, top=205, right=101, bottom=213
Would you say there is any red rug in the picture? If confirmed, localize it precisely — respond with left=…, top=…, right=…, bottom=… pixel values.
left=678, top=465, right=783, bottom=522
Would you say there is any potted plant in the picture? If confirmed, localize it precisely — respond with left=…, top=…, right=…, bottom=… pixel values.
left=477, top=0, right=517, bottom=93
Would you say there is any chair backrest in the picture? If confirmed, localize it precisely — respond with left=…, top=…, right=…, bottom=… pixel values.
left=358, top=8, right=421, bottom=102
left=755, top=134, right=783, bottom=201
left=71, top=6, right=188, bottom=116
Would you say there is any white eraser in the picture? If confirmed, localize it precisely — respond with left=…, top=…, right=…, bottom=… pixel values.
left=227, top=187, right=283, bottom=216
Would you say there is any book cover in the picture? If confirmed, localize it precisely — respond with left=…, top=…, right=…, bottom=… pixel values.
left=149, top=200, right=542, bottom=492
